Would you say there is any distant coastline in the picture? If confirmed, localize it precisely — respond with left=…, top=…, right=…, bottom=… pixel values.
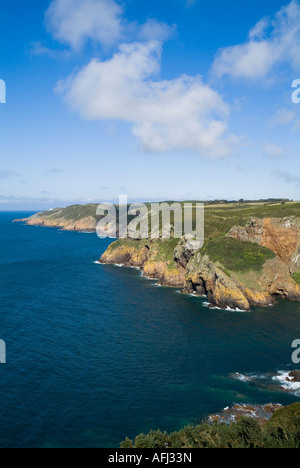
left=15, top=200, right=300, bottom=310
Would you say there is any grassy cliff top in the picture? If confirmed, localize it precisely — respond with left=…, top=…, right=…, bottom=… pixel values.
left=34, top=200, right=299, bottom=230
left=35, top=204, right=99, bottom=221
left=102, top=200, right=299, bottom=277
left=32, top=200, right=299, bottom=275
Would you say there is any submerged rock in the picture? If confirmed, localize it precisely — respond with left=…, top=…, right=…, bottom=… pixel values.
left=208, top=404, right=283, bottom=425
left=230, top=370, right=300, bottom=397
left=288, top=371, right=300, bottom=382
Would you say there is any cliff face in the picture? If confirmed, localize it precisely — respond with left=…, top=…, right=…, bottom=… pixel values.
left=100, top=240, right=186, bottom=288
left=100, top=218, right=300, bottom=311
left=229, top=217, right=300, bottom=274
left=183, top=252, right=254, bottom=310
left=15, top=208, right=98, bottom=232
left=16, top=205, right=300, bottom=311
left=100, top=242, right=150, bottom=268
left=260, top=257, right=300, bottom=300
left=182, top=251, right=300, bottom=310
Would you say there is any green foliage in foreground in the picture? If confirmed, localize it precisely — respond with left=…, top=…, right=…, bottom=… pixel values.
left=292, top=271, right=300, bottom=284
left=202, top=237, right=276, bottom=272
left=121, top=403, right=300, bottom=449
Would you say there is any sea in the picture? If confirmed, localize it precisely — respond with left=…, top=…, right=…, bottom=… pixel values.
left=0, top=212, right=299, bottom=448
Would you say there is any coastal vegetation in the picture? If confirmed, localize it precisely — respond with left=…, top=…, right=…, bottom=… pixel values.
left=17, top=200, right=300, bottom=310
left=292, top=271, right=300, bottom=284
left=201, top=237, right=276, bottom=273
left=121, top=403, right=300, bottom=449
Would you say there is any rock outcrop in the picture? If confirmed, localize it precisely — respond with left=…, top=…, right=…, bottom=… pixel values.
left=208, top=404, right=283, bottom=425
left=229, top=217, right=300, bottom=274
left=100, top=216, right=300, bottom=310
left=17, top=206, right=300, bottom=311
left=100, top=240, right=186, bottom=288
left=183, top=252, right=274, bottom=310
left=100, top=242, right=150, bottom=268
left=260, top=257, right=300, bottom=300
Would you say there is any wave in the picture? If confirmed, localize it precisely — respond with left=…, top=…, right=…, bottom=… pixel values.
left=189, top=292, right=207, bottom=298
left=203, top=302, right=248, bottom=312
left=208, top=403, right=283, bottom=425
left=231, top=372, right=266, bottom=383
left=273, top=371, right=300, bottom=396
left=230, top=370, right=300, bottom=397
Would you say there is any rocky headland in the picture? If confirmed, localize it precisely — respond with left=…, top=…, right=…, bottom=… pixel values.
left=100, top=212, right=300, bottom=310
left=14, top=205, right=99, bottom=232
left=16, top=202, right=300, bottom=310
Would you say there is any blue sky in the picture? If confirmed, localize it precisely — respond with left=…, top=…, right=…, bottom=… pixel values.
left=0, top=0, right=299, bottom=210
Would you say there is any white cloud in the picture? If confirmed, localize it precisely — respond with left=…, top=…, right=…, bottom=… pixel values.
left=212, top=0, right=300, bottom=80
left=56, top=41, right=237, bottom=156
left=137, top=19, right=176, bottom=43
left=45, top=0, right=175, bottom=50
left=263, top=143, right=285, bottom=159
left=249, top=18, right=270, bottom=41
left=269, top=108, right=296, bottom=127
left=45, top=0, right=123, bottom=50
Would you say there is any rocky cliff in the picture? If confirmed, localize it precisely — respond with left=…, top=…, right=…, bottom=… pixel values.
left=14, top=206, right=98, bottom=232
left=100, top=239, right=185, bottom=288
left=100, top=216, right=300, bottom=311
left=229, top=217, right=300, bottom=274
left=16, top=202, right=300, bottom=311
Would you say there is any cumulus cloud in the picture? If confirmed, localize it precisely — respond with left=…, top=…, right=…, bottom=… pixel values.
left=56, top=41, right=237, bottom=156
left=137, top=19, right=176, bottom=43
left=45, top=0, right=124, bottom=49
left=45, top=0, right=174, bottom=50
left=212, top=0, right=300, bottom=80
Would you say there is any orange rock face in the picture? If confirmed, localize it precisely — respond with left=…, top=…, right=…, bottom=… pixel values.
left=260, top=218, right=298, bottom=265
left=229, top=217, right=300, bottom=273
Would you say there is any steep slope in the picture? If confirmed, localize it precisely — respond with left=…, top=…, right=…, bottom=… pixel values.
left=14, top=205, right=99, bottom=232
left=15, top=201, right=300, bottom=310
left=100, top=207, right=300, bottom=310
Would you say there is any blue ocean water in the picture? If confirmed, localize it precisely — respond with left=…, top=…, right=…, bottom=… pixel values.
left=0, top=212, right=299, bottom=448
